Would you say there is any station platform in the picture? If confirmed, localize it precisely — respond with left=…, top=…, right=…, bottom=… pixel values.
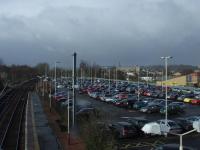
left=25, top=92, right=60, bottom=150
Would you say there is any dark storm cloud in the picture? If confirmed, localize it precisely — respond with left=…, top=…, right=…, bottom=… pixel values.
left=0, top=0, right=200, bottom=66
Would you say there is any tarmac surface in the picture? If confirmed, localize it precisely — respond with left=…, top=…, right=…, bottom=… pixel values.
left=77, top=94, right=200, bottom=149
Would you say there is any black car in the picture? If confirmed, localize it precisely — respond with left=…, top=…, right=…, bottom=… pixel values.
left=175, top=118, right=193, bottom=132
left=167, top=92, right=180, bottom=100
left=109, top=122, right=138, bottom=139
left=140, top=104, right=161, bottom=113
left=125, top=117, right=150, bottom=135
left=76, top=107, right=99, bottom=119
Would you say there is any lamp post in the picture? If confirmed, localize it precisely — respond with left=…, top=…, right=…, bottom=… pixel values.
left=161, top=56, right=172, bottom=135
left=146, top=69, right=149, bottom=87
left=109, top=68, right=111, bottom=94
left=54, top=61, right=61, bottom=101
left=161, top=70, right=164, bottom=92
left=116, top=67, right=118, bottom=88
left=137, top=65, right=140, bottom=101
left=72, top=52, right=77, bottom=126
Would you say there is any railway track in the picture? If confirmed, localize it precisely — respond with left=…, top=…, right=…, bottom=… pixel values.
left=0, top=79, right=36, bottom=150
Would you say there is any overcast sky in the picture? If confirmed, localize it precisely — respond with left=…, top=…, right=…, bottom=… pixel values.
left=0, top=0, right=200, bottom=67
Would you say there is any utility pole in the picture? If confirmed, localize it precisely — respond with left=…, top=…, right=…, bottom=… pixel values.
left=137, top=66, right=140, bottom=101
left=109, top=68, right=111, bottom=94
left=72, top=52, right=77, bottom=126
left=116, top=67, right=118, bottom=88
left=161, top=56, right=173, bottom=136
left=146, top=69, right=149, bottom=87
left=54, top=61, right=61, bottom=103
left=67, top=86, right=70, bottom=144
left=162, top=70, right=164, bottom=92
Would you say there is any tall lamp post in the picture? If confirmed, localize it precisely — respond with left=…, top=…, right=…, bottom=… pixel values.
left=137, top=65, right=140, bottom=101
left=161, top=56, right=172, bottom=135
left=54, top=61, right=61, bottom=101
left=146, top=69, right=149, bottom=87
left=116, top=67, right=118, bottom=88
left=109, top=68, right=111, bottom=94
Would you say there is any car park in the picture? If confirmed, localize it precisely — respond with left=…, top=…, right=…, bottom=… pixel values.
left=57, top=78, right=200, bottom=148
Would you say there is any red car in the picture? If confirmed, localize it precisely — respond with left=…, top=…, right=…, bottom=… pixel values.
left=191, top=99, right=200, bottom=105
left=143, top=91, right=152, bottom=96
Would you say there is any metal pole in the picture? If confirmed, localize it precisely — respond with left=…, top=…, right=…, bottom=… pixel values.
left=165, top=58, right=168, bottom=132
left=95, top=68, right=96, bottom=82
left=109, top=68, right=111, bottom=94
left=67, top=87, right=70, bottom=144
left=138, top=66, right=140, bottom=101
left=81, top=68, right=83, bottom=88
left=72, top=52, right=77, bottom=126
left=147, top=69, right=149, bottom=87
left=50, top=80, right=52, bottom=112
left=104, top=69, right=106, bottom=79
left=161, top=56, right=172, bottom=137
left=128, top=74, right=129, bottom=84
left=162, top=70, right=164, bottom=92
left=116, top=67, right=118, bottom=88
left=90, top=66, right=92, bottom=84
left=54, top=62, right=57, bottom=100
left=180, top=135, right=183, bottom=150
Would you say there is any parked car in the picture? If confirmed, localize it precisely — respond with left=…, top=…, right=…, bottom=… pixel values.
left=140, top=104, right=161, bottom=113
left=175, top=118, right=193, bottom=132
left=160, top=104, right=184, bottom=115
left=185, top=116, right=200, bottom=124
left=148, top=99, right=165, bottom=106
left=183, top=98, right=193, bottom=103
left=60, top=100, right=73, bottom=107
left=157, top=119, right=183, bottom=134
left=76, top=107, right=98, bottom=119
left=178, top=94, right=194, bottom=102
left=167, top=92, right=179, bottom=100
left=133, top=100, right=149, bottom=110
left=109, top=122, right=138, bottom=139
left=114, top=99, right=137, bottom=108
left=123, top=117, right=150, bottom=135
left=169, top=102, right=186, bottom=109
left=190, top=98, right=200, bottom=105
